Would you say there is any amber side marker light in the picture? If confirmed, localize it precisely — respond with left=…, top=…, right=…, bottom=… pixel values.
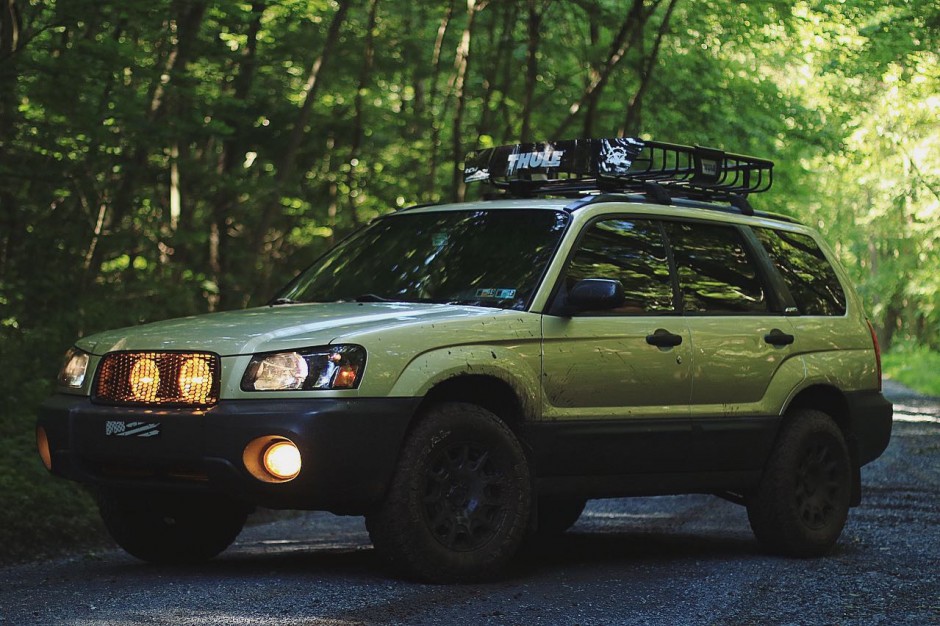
left=332, top=364, right=360, bottom=389
left=37, top=427, right=52, bottom=471
left=243, top=436, right=302, bottom=483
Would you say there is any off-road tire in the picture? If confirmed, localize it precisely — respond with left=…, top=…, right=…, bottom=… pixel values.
left=746, top=409, right=852, bottom=557
left=97, top=491, right=249, bottom=564
left=366, top=402, right=531, bottom=582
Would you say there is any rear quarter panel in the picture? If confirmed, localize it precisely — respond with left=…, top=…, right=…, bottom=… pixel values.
left=777, top=228, right=880, bottom=397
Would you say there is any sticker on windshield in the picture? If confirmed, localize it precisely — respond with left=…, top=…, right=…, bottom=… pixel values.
left=475, top=288, right=516, bottom=299
left=432, top=232, right=449, bottom=247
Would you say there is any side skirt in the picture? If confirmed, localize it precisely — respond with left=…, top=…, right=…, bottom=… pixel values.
left=536, top=470, right=761, bottom=501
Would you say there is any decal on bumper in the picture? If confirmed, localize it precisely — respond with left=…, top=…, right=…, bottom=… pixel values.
left=105, top=421, right=161, bottom=438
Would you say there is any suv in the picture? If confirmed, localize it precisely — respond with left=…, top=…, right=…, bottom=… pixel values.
left=38, top=138, right=892, bottom=581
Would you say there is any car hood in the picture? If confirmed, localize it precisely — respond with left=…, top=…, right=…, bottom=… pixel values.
left=75, top=302, right=508, bottom=356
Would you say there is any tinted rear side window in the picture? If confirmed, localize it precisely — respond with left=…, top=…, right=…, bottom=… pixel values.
left=666, top=222, right=768, bottom=314
left=754, top=228, right=846, bottom=315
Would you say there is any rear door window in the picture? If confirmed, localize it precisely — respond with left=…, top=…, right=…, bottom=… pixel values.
left=665, top=222, right=768, bottom=314
left=754, top=228, right=846, bottom=315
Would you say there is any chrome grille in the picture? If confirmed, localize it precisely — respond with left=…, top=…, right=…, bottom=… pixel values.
left=93, top=351, right=220, bottom=406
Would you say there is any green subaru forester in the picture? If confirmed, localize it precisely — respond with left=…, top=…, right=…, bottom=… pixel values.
left=38, top=139, right=892, bottom=581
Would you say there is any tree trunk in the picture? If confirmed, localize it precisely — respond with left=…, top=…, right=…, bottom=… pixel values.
left=0, top=0, right=22, bottom=278
left=211, top=1, right=266, bottom=310
left=520, top=0, right=548, bottom=142
left=252, top=0, right=350, bottom=264
left=425, top=0, right=457, bottom=200
left=621, top=0, right=678, bottom=136
left=406, top=5, right=426, bottom=133
left=0, top=0, right=19, bottom=137
left=553, top=0, right=649, bottom=138
left=81, top=1, right=209, bottom=302
left=347, top=0, right=381, bottom=226
left=476, top=2, right=518, bottom=140
left=451, top=0, right=487, bottom=202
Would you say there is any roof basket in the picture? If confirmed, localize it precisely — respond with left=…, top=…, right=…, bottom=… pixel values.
left=464, top=138, right=773, bottom=203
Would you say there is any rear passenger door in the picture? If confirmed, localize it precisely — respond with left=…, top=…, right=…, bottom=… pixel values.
left=663, top=221, right=804, bottom=471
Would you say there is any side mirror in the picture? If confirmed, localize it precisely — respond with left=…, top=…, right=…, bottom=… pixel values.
left=567, top=278, right=625, bottom=311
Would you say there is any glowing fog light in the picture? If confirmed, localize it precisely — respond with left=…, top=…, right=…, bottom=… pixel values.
left=263, top=440, right=302, bottom=480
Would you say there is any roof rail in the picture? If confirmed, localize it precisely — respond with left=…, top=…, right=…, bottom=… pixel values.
left=463, top=138, right=774, bottom=206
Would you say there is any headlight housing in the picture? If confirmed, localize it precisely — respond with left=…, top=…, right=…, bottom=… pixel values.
left=58, top=348, right=90, bottom=390
left=241, top=345, right=366, bottom=391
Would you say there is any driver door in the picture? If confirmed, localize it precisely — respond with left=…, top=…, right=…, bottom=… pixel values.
left=537, top=217, right=693, bottom=477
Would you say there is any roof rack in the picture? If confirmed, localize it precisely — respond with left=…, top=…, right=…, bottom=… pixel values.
left=463, top=138, right=774, bottom=212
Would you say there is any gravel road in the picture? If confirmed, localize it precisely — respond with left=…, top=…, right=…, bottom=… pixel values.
left=2, top=380, right=937, bottom=625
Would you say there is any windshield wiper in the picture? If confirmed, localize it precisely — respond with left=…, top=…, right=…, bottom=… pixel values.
left=270, top=297, right=300, bottom=306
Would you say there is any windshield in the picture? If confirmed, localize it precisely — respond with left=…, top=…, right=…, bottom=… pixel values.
left=277, top=208, right=570, bottom=310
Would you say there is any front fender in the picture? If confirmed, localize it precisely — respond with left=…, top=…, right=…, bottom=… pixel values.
left=388, top=344, right=542, bottom=413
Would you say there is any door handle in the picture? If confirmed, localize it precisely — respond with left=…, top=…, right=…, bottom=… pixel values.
left=646, top=328, right=683, bottom=348
left=764, top=328, right=795, bottom=346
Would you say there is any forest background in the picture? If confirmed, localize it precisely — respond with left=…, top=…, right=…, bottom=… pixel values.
left=0, top=0, right=937, bottom=561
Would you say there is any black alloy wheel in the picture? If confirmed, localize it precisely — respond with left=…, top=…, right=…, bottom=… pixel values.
left=795, top=439, right=844, bottom=531
left=422, top=441, right=508, bottom=552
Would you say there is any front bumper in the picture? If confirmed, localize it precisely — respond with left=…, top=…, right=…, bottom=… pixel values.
left=38, top=394, right=419, bottom=514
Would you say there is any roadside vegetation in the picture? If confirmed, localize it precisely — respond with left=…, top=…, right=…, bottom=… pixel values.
left=1, top=0, right=936, bottom=562
left=0, top=427, right=104, bottom=563
left=883, top=345, right=940, bottom=398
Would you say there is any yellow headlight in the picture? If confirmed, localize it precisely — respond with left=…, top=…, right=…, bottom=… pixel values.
left=178, top=356, right=213, bottom=404
left=129, top=357, right=160, bottom=401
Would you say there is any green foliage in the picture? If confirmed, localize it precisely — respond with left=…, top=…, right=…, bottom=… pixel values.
left=0, top=436, right=106, bottom=563
left=0, top=0, right=937, bottom=561
left=0, top=382, right=106, bottom=562
left=883, top=344, right=940, bottom=398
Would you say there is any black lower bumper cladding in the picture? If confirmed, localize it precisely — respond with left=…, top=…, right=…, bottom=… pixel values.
left=845, top=390, right=894, bottom=466
left=38, top=394, right=419, bottom=514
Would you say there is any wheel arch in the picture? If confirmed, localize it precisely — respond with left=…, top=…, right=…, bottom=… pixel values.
left=414, top=374, right=530, bottom=433
left=782, top=384, right=862, bottom=506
